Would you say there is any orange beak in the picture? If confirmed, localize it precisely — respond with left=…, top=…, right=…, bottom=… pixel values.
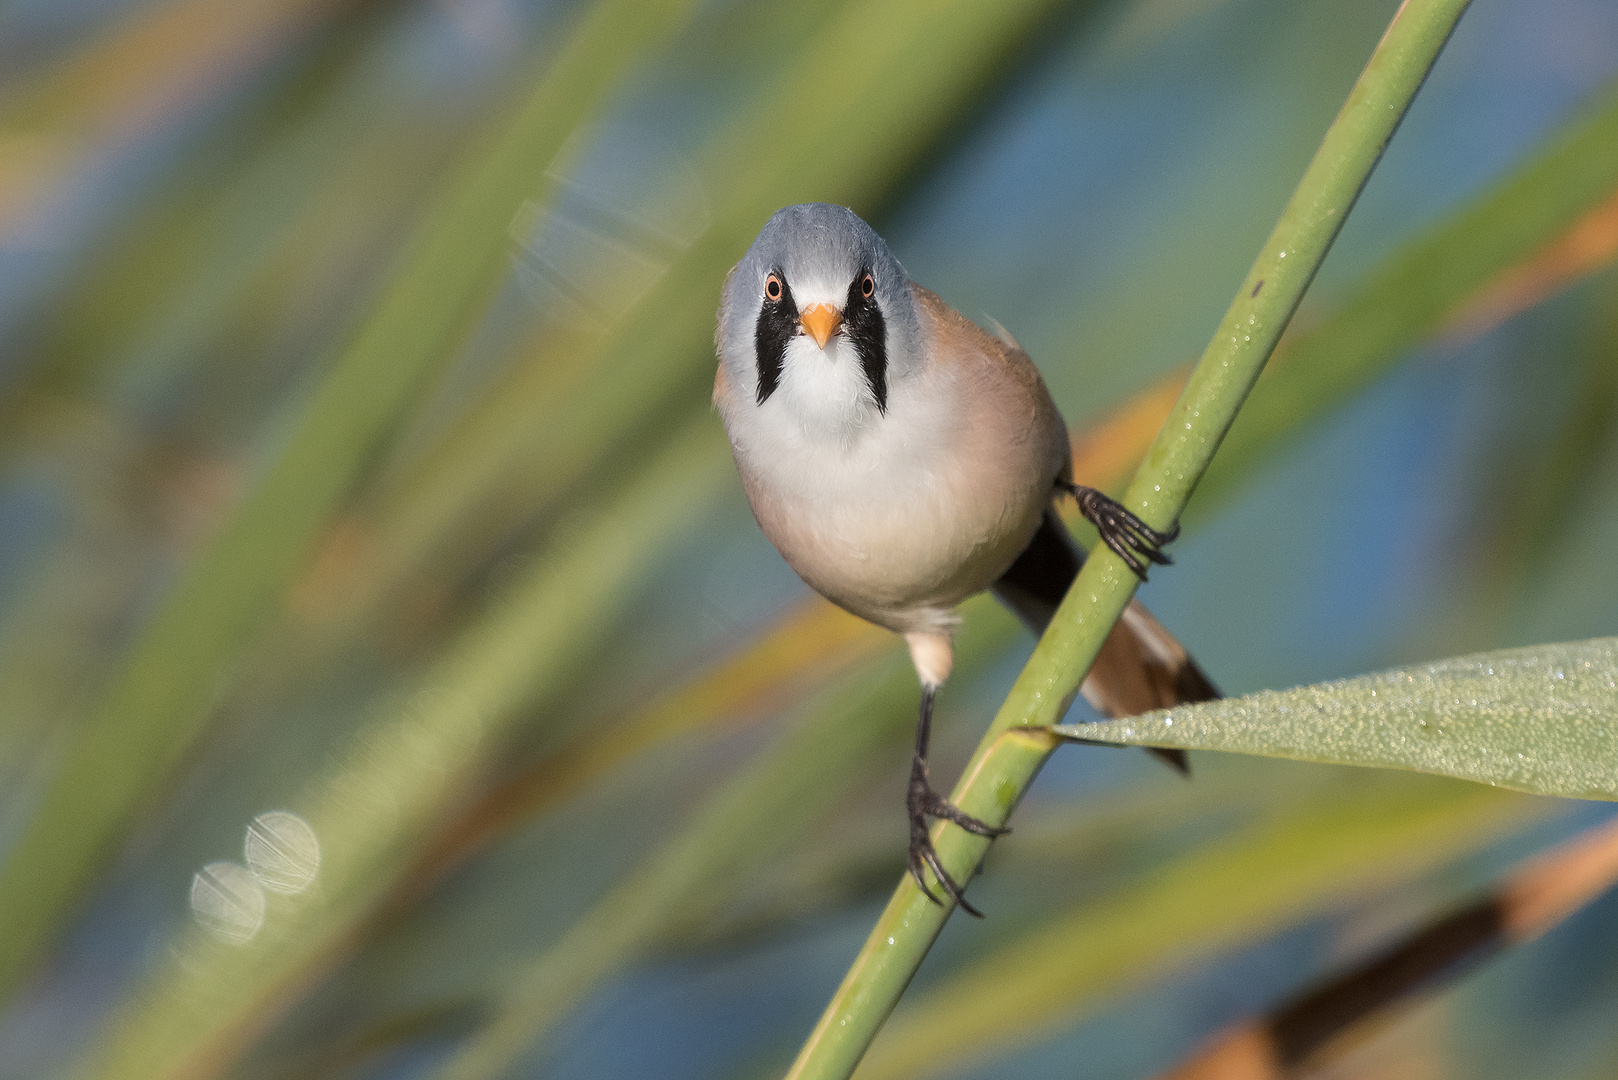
left=799, top=304, right=843, bottom=349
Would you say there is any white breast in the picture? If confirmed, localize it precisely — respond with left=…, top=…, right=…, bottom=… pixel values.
left=718, top=330, right=1053, bottom=634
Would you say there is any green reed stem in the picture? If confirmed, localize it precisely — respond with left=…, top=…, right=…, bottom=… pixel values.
left=784, top=2, right=1476, bottom=1076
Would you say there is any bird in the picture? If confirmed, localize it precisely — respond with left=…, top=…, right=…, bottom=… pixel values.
left=713, top=203, right=1217, bottom=915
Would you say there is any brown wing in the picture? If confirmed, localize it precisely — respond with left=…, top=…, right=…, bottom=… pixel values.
left=909, top=283, right=1074, bottom=490
left=910, top=285, right=1043, bottom=379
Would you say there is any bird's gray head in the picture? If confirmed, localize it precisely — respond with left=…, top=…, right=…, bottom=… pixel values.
left=716, top=204, right=922, bottom=430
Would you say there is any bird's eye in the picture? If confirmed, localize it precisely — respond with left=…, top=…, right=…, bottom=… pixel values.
left=765, top=275, right=783, bottom=301
left=860, top=274, right=875, bottom=298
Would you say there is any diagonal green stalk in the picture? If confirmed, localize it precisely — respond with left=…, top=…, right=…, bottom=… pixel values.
left=0, top=0, right=700, bottom=1004
left=784, top=2, right=1475, bottom=1076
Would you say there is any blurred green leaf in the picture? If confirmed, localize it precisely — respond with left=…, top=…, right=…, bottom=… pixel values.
left=0, top=0, right=702, bottom=1003
left=69, top=416, right=728, bottom=1080
left=0, top=0, right=364, bottom=128
left=291, top=0, right=1103, bottom=675
left=855, top=777, right=1543, bottom=1080
left=428, top=603, right=1030, bottom=1080
left=1149, top=813, right=1618, bottom=1080
left=1057, top=637, right=1618, bottom=800
left=0, top=0, right=411, bottom=429
left=1196, top=74, right=1618, bottom=514
left=228, top=760, right=1303, bottom=1079
left=1442, top=266, right=1618, bottom=645
left=78, top=526, right=978, bottom=1080
left=24, top=1, right=1118, bottom=1070
left=1512, top=270, right=1618, bottom=556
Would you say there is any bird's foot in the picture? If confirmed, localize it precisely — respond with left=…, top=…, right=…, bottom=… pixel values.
left=907, top=757, right=1008, bottom=918
left=1059, top=481, right=1178, bottom=581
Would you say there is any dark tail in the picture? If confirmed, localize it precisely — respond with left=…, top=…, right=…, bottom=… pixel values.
left=992, top=509, right=1219, bottom=774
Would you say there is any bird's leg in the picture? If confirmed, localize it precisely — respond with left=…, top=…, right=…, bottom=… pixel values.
left=1057, top=479, right=1179, bottom=581
left=907, top=685, right=1008, bottom=918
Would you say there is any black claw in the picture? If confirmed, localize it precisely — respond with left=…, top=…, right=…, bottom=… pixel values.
left=908, top=774, right=999, bottom=917
left=908, top=848, right=943, bottom=907
left=921, top=838, right=984, bottom=918
left=906, top=687, right=1003, bottom=917
left=1057, top=481, right=1178, bottom=582
left=1099, top=528, right=1147, bottom=577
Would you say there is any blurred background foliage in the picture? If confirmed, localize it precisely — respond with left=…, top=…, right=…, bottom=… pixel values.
left=0, top=0, right=1616, bottom=1077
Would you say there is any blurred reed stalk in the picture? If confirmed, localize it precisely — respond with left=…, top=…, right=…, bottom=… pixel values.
left=51, top=2, right=1122, bottom=1076
left=846, top=777, right=1544, bottom=1080
left=270, top=0, right=1101, bottom=715
left=1156, top=811, right=1618, bottom=1080
left=0, top=0, right=704, bottom=1006
left=68, top=415, right=729, bottom=1080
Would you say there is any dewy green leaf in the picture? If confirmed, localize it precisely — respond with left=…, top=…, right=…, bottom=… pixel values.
left=1056, top=637, right=1618, bottom=800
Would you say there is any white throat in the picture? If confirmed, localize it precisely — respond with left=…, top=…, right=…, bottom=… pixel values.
left=772, top=331, right=881, bottom=446
left=724, top=326, right=956, bottom=521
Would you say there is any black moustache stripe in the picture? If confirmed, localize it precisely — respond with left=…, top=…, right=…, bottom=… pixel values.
left=753, top=269, right=796, bottom=405
left=845, top=266, right=887, bottom=413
